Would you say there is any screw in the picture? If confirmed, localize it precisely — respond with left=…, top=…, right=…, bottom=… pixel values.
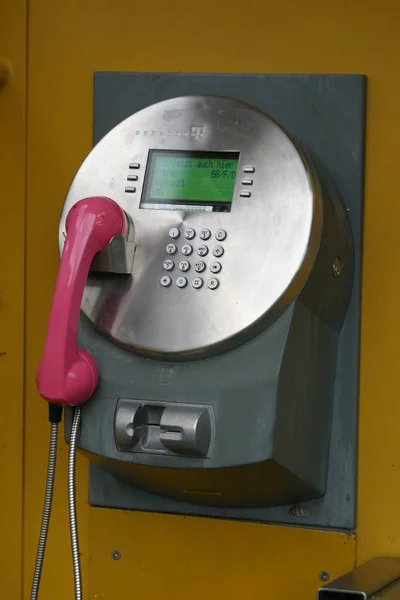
left=111, top=550, right=121, bottom=560
left=333, top=257, right=342, bottom=278
left=320, top=571, right=330, bottom=582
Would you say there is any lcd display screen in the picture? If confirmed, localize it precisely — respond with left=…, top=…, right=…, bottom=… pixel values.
left=140, top=150, right=239, bottom=212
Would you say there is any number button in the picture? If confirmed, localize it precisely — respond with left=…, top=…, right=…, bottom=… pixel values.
left=210, top=262, right=221, bottom=274
left=181, top=244, right=193, bottom=256
left=212, top=245, right=224, bottom=257
left=166, top=243, right=177, bottom=255
left=192, top=278, right=203, bottom=289
left=194, top=261, right=206, bottom=273
left=163, top=259, right=175, bottom=271
left=184, top=228, right=195, bottom=240
left=215, top=229, right=227, bottom=241
left=160, top=276, right=172, bottom=287
left=199, top=229, right=211, bottom=240
left=168, top=227, right=180, bottom=239
left=179, top=260, right=190, bottom=272
left=207, top=278, right=219, bottom=290
left=197, top=245, right=208, bottom=257
left=176, top=276, right=187, bottom=288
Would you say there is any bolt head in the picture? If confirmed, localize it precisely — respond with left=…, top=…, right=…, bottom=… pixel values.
left=319, top=571, right=330, bottom=582
left=111, top=550, right=121, bottom=560
left=333, top=257, right=342, bottom=278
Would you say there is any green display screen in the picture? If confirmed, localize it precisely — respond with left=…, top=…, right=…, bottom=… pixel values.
left=140, top=150, right=239, bottom=212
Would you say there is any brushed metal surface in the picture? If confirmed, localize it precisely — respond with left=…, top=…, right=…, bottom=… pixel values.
left=60, top=95, right=323, bottom=358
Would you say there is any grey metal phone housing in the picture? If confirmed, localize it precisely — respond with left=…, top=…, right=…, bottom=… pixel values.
left=64, top=73, right=365, bottom=530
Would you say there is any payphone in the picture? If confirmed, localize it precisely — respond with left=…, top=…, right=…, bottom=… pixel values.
left=31, top=88, right=362, bottom=599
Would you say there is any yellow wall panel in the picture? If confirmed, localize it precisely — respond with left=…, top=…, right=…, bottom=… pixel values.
left=23, top=0, right=400, bottom=597
left=0, top=0, right=26, bottom=597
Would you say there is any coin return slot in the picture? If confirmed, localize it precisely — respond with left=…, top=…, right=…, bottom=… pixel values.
left=115, top=399, right=213, bottom=457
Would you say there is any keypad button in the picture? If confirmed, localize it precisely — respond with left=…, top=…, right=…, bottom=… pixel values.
left=181, top=244, right=193, bottom=256
left=241, top=178, right=253, bottom=186
left=184, top=228, right=195, bottom=240
left=127, top=174, right=138, bottom=181
left=208, top=278, right=219, bottom=290
left=240, top=191, right=251, bottom=198
left=212, top=245, right=224, bottom=257
left=129, top=162, right=140, bottom=169
left=192, top=277, right=203, bottom=289
left=210, top=262, right=221, bottom=274
left=163, top=259, right=175, bottom=271
left=168, top=227, right=180, bottom=239
left=197, top=245, right=209, bottom=257
left=194, top=261, right=206, bottom=273
left=243, top=166, right=255, bottom=173
left=166, top=243, right=177, bottom=255
left=160, top=275, right=172, bottom=287
left=199, top=228, right=211, bottom=240
left=215, top=229, right=227, bottom=241
left=179, top=260, right=190, bottom=272
left=176, top=276, right=187, bottom=288
left=125, top=186, right=136, bottom=193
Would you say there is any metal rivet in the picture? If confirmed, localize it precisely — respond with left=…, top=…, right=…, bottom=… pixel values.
left=319, top=571, right=330, bottom=582
left=333, top=257, right=342, bottom=278
left=111, top=550, right=121, bottom=560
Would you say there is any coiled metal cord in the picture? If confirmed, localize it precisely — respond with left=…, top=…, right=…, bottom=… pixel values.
left=68, top=405, right=82, bottom=600
left=30, top=422, right=59, bottom=600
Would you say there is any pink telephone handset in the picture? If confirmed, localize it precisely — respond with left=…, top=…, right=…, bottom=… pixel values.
left=37, top=196, right=127, bottom=407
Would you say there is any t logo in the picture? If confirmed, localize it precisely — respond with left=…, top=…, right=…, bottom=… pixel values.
left=191, top=125, right=205, bottom=141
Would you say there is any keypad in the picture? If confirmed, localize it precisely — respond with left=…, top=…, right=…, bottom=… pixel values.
left=176, top=276, right=187, bottom=288
left=208, top=278, right=219, bottom=290
left=166, top=243, right=177, bottom=255
left=194, top=261, right=206, bottom=273
left=169, top=227, right=180, bottom=239
left=179, top=260, right=190, bottom=272
left=181, top=244, right=193, bottom=256
left=161, top=228, right=225, bottom=289
left=199, top=229, right=211, bottom=240
left=184, top=228, right=195, bottom=240
left=163, top=259, right=175, bottom=271
left=160, top=275, right=172, bottom=287
left=212, top=245, right=224, bottom=258
left=192, top=277, right=203, bottom=289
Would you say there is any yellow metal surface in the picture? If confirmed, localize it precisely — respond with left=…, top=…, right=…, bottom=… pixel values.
left=0, top=0, right=26, bottom=597
left=17, top=0, right=400, bottom=598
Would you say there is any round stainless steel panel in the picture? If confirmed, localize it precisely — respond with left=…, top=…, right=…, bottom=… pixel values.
left=59, top=96, right=323, bottom=358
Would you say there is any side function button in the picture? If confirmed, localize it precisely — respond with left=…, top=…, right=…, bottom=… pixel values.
left=184, top=228, right=195, bottom=240
left=129, top=162, right=140, bottom=169
left=176, top=276, right=187, bottom=288
left=197, top=245, right=209, bottom=257
left=168, top=227, right=180, bottom=239
left=212, top=245, right=224, bottom=258
left=125, top=186, right=136, bottom=193
left=241, top=178, right=253, bottom=186
left=240, top=191, right=251, bottom=198
left=199, top=228, right=211, bottom=240
left=210, top=262, right=221, bottom=274
left=163, top=259, right=175, bottom=271
left=166, top=243, right=177, bottom=255
left=215, top=229, right=227, bottom=241
left=192, top=277, right=203, bottom=289
left=243, top=166, right=255, bottom=173
left=208, top=278, right=219, bottom=290
left=181, top=244, right=193, bottom=256
left=127, top=174, right=138, bottom=181
left=194, top=261, right=206, bottom=273
left=179, top=260, right=190, bottom=272
left=160, top=276, right=172, bottom=287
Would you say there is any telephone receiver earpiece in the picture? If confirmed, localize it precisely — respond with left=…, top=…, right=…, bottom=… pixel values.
left=36, top=196, right=127, bottom=406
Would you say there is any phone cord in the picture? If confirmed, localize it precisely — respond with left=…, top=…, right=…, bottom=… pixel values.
left=69, top=405, right=83, bottom=600
left=30, top=422, right=59, bottom=600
